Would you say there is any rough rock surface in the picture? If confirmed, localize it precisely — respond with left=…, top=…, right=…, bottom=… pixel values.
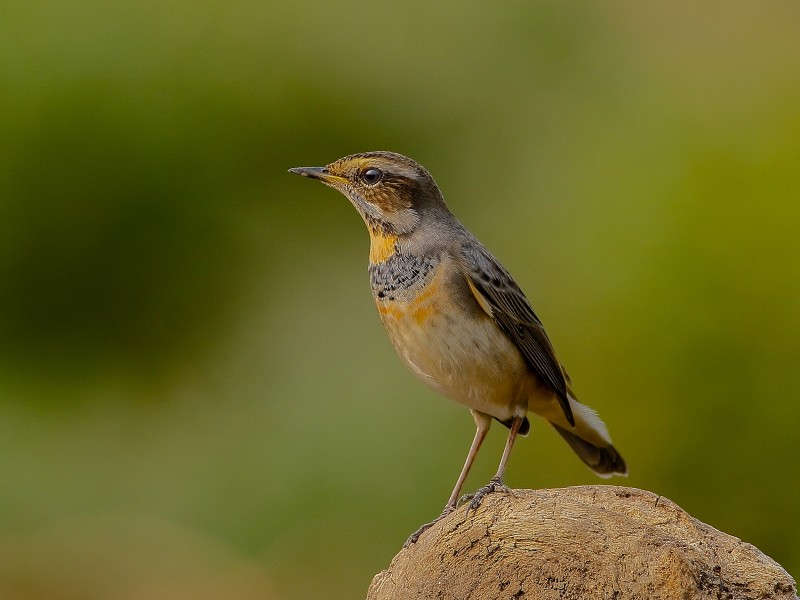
left=367, top=486, right=797, bottom=600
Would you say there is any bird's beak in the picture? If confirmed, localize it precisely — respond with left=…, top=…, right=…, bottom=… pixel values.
left=288, top=166, right=346, bottom=185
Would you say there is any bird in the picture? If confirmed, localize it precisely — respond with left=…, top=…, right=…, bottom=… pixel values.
left=289, top=151, right=627, bottom=544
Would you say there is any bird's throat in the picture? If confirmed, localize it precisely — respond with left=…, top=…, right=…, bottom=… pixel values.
left=368, top=230, right=399, bottom=264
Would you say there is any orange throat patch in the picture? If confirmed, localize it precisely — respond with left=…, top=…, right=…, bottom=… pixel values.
left=368, top=230, right=398, bottom=264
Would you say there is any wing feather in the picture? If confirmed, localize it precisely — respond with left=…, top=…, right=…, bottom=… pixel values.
left=458, top=242, right=575, bottom=426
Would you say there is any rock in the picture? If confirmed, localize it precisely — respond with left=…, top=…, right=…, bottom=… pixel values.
left=367, top=486, right=797, bottom=600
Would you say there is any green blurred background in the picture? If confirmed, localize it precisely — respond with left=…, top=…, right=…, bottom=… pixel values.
left=1, top=0, right=798, bottom=597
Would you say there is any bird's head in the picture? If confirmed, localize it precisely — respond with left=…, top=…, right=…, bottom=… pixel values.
left=289, top=151, right=447, bottom=238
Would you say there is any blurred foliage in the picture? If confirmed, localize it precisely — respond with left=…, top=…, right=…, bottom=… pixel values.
left=0, top=0, right=798, bottom=598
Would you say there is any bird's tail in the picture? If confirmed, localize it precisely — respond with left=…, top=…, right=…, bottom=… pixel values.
left=532, top=394, right=628, bottom=477
left=551, top=423, right=627, bottom=477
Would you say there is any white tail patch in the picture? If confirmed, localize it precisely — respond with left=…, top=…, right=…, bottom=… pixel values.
left=569, top=395, right=612, bottom=445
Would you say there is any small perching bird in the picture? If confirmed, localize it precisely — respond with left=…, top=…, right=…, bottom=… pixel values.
left=289, top=152, right=627, bottom=543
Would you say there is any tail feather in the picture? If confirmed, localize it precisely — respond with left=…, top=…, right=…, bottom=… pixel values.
left=552, top=423, right=627, bottom=477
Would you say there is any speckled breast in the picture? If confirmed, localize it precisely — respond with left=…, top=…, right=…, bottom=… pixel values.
left=368, top=253, right=529, bottom=420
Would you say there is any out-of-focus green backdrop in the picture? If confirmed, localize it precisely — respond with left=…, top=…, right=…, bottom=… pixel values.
left=1, top=0, right=798, bottom=597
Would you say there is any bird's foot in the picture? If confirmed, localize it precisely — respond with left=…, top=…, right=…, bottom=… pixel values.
left=461, top=476, right=508, bottom=511
left=404, top=506, right=455, bottom=548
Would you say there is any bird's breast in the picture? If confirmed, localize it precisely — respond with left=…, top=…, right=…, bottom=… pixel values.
left=369, top=253, right=529, bottom=418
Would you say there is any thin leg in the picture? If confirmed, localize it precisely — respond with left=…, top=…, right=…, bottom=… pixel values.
left=404, top=411, right=491, bottom=547
left=468, top=415, right=524, bottom=510
left=493, top=414, right=523, bottom=480
left=444, top=411, right=491, bottom=509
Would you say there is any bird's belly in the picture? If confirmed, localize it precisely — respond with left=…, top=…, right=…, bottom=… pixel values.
left=376, top=294, right=529, bottom=420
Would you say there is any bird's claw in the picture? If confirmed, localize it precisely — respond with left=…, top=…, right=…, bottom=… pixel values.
left=467, top=477, right=508, bottom=511
left=404, top=480, right=509, bottom=547
left=404, top=506, right=454, bottom=548
left=457, top=492, right=475, bottom=507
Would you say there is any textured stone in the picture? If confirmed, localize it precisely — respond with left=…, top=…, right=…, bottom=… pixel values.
left=367, top=486, right=797, bottom=600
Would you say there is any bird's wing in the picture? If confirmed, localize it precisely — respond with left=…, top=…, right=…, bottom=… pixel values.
left=457, top=242, right=575, bottom=427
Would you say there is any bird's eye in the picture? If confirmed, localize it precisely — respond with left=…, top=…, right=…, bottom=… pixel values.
left=361, top=168, right=383, bottom=185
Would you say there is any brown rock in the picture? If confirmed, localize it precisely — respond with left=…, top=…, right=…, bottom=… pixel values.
left=367, top=486, right=797, bottom=600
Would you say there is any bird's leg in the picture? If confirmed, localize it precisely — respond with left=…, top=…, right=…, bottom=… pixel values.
left=404, top=412, right=491, bottom=547
left=467, top=415, right=524, bottom=511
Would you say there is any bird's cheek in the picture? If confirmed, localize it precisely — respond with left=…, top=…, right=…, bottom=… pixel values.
left=386, top=207, right=420, bottom=234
